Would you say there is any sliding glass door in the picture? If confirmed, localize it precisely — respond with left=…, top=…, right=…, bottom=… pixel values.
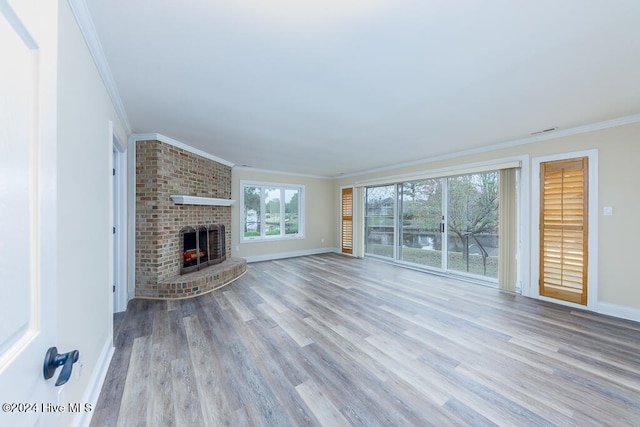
left=446, top=172, right=499, bottom=278
left=364, top=171, right=500, bottom=282
left=364, top=185, right=395, bottom=259
left=398, top=179, right=443, bottom=269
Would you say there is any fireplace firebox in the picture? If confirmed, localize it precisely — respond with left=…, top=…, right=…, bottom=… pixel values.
left=180, top=224, right=226, bottom=274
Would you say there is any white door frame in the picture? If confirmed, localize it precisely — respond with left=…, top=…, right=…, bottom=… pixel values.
left=111, top=123, right=127, bottom=313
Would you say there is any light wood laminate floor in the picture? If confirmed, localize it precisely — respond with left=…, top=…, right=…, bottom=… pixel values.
left=91, top=253, right=640, bottom=426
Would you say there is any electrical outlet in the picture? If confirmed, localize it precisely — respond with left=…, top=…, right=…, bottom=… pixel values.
left=603, top=206, right=613, bottom=216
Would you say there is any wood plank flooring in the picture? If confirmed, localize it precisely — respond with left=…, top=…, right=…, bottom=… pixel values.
left=90, top=253, right=640, bottom=426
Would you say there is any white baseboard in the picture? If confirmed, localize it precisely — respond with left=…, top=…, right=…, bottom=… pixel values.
left=244, top=247, right=339, bottom=263
left=73, top=338, right=115, bottom=427
left=595, top=302, right=640, bottom=323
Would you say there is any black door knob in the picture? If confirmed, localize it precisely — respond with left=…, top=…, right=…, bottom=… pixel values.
left=43, top=346, right=80, bottom=386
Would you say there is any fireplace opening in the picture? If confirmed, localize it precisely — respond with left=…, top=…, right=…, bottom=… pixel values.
left=208, top=224, right=226, bottom=266
left=180, top=224, right=226, bottom=274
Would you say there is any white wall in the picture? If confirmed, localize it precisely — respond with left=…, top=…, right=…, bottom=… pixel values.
left=232, top=168, right=336, bottom=261
left=56, top=0, right=127, bottom=424
left=334, top=121, right=640, bottom=319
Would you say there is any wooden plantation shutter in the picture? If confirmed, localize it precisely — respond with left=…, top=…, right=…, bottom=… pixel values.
left=540, top=157, right=588, bottom=305
left=341, top=187, right=353, bottom=254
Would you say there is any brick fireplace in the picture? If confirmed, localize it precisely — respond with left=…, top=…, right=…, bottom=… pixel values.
left=135, top=139, right=246, bottom=299
left=180, top=223, right=226, bottom=274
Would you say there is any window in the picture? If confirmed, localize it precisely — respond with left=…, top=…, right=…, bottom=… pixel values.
left=398, top=178, right=442, bottom=269
left=363, top=169, right=514, bottom=284
left=241, top=181, right=304, bottom=242
left=446, top=171, right=500, bottom=279
left=365, top=185, right=396, bottom=258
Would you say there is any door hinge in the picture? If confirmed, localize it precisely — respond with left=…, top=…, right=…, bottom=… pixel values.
left=113, top=168, right=115, bottom=176
left=113, top=226, right=116, bottom=234
left=113, top=285, right=116, bottom=293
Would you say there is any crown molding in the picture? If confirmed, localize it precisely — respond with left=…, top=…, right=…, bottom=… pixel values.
left=131, top=133, right=235, bottom=167
left=334, top=113, right=640, bottom=179
left=67, top=0, right=131, bottom=134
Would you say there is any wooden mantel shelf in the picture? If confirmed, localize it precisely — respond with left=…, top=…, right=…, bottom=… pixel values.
left=170, top=195, right=235, bottom=206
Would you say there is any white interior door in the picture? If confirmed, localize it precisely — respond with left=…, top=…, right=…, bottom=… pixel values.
left=0, top=1, right=60, bottom=426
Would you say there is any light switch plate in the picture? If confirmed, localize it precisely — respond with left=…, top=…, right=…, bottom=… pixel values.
left=603, top=206, right=613, bottom=216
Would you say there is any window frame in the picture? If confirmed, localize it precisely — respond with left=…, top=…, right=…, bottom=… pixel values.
left=240, top=180, right=305, bottom=243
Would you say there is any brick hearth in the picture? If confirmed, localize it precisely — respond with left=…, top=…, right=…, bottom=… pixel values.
left=135, top=139, right=246, bottom=299
left=156, top=257, right=247, bottom=298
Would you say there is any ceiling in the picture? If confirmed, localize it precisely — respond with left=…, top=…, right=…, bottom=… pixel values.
left=83, top=0, right=640, bottom=177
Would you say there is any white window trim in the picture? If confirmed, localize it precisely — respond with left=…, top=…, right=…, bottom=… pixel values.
left=240, top=180, right=305, bottom=243
left=529, top=149, right=598, bottom=311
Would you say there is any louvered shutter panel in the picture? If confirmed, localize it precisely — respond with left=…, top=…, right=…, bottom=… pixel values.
left=540, top=158, right=588, bottom=305
left=341, top=188, right=353, bottom=254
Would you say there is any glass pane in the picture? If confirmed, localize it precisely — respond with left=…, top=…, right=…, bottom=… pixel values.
left=243, top=186, right=261, bottom=237
left=399, top=179, right=442, bottom=268
left=265, top=188, right=281, bottom=236
left=365, top=185, right=395, bottom=258
left=447, top=171, right=499, bottom=278
left=284, top=189, right=299, bottom=235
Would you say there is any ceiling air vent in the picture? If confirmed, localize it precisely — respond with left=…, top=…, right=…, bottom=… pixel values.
left=530, top=127, right=558, bottom=135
